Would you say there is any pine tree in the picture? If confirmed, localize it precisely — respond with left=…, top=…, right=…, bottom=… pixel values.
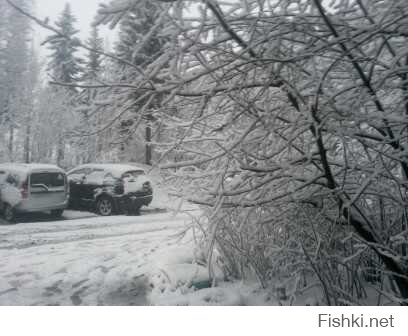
left=115, top=2, right=169, bottom=165
left=0, top=0, right=9, bottom=128
left=45, top=3, right=84, bottom=166
left=0, top=0, right=32, bottom=161
left=46, top=3, right=83, bottom=83
left=75, top=23, right=105, bottom=164
left=85, top=24, right=104, bottom=82
left=116, top=2, right=167, bottom=69
left=22, top=45, right=40, bottom=163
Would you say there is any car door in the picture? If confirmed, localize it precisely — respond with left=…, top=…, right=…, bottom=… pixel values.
left=81, top=169, right=105, bottom=204
left=67, top=168, right=91, bottom=206
left=28, top=171, right=67, bottom=209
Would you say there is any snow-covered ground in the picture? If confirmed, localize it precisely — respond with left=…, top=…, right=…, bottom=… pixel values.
left=0, top=209, right=196, bottom=305
left=0, top=207, right=276, bottom=306
left=0, top=177, right=278, bottom=306
left=0, top=174, right=317, bottom=306
left=0, top=168, right=249, bottom=306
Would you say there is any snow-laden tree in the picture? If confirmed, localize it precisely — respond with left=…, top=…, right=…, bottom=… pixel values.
left=92, top=0, right=408, bottom=304
left=0, top=0, right=32, bottom=161
left=46, top=3, right=84, bottom=83
left=8, top=0, right=408, bottom=304
left=72, top=23, right=106, bottom=164
left=44, top=2, right=84, bottom=166
left=0, top=0, right=8, bottom=130
left=85, top=24, right=104, bottom=82
left=20, top=45, right=40, bottom=163
left=105, top=0, right=170, bottom=165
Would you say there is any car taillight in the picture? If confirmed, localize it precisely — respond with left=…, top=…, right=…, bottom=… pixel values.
left=20, top=181, right=28, bottom=199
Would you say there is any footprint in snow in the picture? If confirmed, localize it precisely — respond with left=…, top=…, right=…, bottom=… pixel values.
left=44, top=280, right=63, bottom=297
left=72, top=279, right=88, bottom=289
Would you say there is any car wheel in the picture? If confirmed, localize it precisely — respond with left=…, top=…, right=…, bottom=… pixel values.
left=51, top=209, right=64, bottom=218
left=4, top=204, right=16, bottom=223
left=96, top=197, right=114, bottom=216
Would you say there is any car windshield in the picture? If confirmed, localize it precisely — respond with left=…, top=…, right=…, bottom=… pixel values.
left=30, top=172, right=65, bottom=188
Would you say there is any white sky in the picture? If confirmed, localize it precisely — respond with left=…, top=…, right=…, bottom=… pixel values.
left=34, top=0, right=116, bottom=55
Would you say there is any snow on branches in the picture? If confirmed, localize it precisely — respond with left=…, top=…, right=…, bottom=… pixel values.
left=6, top=0, right=408, bottom=304
left=88, top=0, right=408, bottom=303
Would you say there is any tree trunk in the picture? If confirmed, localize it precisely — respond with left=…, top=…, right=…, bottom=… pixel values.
left=345, top=208, right=408, bottom=301
left=145, top=123, right=152, bottom=166
left=57, top=136, right=65, bottom=167
left=8, top=126, right=14, bottom=162
left=24, top=123, right=31, bottom=163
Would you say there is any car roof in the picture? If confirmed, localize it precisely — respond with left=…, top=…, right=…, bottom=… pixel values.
left=68, top=163, right=146, bottom=177
left=0, top=163, right=65, bottom=174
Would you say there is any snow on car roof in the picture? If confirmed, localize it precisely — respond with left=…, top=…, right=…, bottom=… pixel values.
left=0, top=163, right=65, bottom=174
left=68, top=163, right=146, bottom=177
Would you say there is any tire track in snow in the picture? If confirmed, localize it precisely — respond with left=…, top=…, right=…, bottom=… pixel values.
left=0, top=210, right=193, bottom=250
left=0, top=210, right=182, bottom=236
left=0, top=224, right=187, bottom=250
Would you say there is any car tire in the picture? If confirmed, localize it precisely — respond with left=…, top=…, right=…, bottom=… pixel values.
left=96, top=197, right=114, bottom=216
left=3, top=204, right=16, bottom=223
left=51, top=209, right=64, bottom=218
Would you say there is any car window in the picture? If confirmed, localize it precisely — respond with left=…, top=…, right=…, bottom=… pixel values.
left=84, top=169, right=105, bottom=184
left=122, top=170, right=145, bottom=179
left=103, top=173, right=116, bottom=185
left=68, top=168, right=91, bottom=182
left=30, top=172, right=65, bottom=188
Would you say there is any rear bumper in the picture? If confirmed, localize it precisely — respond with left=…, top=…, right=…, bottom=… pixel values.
left=114, top=193, right=153, bottom=212
left=15, top=200, right=69, bottom=213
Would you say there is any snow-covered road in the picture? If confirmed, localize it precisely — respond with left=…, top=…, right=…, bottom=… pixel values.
left=0, top=210, right=192, bottom=306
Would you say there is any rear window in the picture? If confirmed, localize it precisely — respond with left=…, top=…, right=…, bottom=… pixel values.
left=30, top=172, right=65, bottom=187
left=122, top=170, right=145, bottom=179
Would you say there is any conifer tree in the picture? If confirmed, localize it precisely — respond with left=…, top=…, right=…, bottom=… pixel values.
left=46, top=3, right=83, bottom=83
left=46, top=3, right=84, bottom=166
left=85, top=24, right=104, bottom=82
left=115, top=2, right=169, bottom=165
left=0, top=0, right=9, bottom=128
left=75, top=23, right=105, bottom=163
left=0, top=0, right=32, bottom=161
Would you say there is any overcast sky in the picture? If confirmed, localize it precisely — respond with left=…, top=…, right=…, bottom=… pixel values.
left=34, top=0, right=116, bottom=54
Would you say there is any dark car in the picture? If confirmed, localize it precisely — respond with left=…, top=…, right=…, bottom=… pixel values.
left=67, top=164, right=153, bottom=216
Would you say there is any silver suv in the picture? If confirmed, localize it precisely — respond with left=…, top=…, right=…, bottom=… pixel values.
left=0, top=163, right=69, bottom=222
